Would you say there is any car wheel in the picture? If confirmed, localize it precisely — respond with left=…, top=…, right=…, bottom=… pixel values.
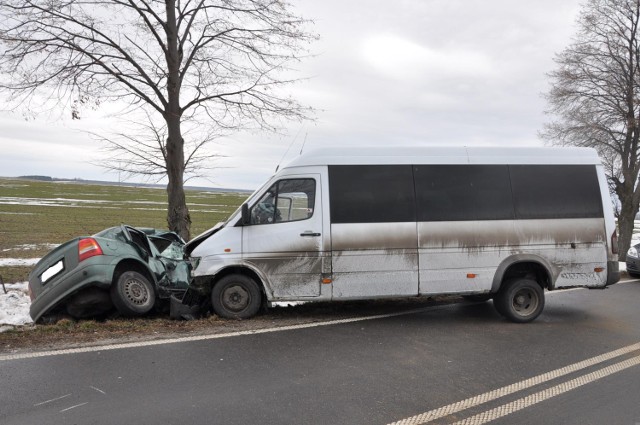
left=494, top=278, right=544, bottom=323
left=110, top=270, right=156, bottom=316
left=462, top=294, right=492, bottom=302
left=211, top=274, right=262, bottom=319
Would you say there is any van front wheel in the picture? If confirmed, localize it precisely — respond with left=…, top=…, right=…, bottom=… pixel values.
left=494, top=278, right=544, bottom=323
left=211, top=274, right=262, bottom=319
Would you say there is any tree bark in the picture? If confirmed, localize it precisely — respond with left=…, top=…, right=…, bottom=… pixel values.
left=166, top=115, right=191, bottom=240
left=164, top=0, right=191, bottom=240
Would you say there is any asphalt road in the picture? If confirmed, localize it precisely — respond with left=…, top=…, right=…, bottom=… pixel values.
left=2, top=280, right=640, bottom=425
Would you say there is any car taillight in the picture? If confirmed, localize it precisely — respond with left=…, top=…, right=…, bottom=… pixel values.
left=611, top=230, right=618, bottom=255
left=78, top=238, right=103, bottom=262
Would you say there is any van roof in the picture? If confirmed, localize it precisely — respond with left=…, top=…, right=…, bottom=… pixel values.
left=283, top=146, right=602, bottom=168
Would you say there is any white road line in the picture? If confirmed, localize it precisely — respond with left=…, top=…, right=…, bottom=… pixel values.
left=59, top=402, right=88, bottom=413
left=33, top=393, right=71, bottom=406
left=0, top=306, right=440, bottom=362
left=89, top=386, right=106, bottom=395
left=389, top=342, right=640, bottom=425
left=452, top=354, right=640, bottom=425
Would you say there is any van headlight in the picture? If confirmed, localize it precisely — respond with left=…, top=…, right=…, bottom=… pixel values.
left=189, top=257, right=201, bottom=271
left=627, top=247, right=638, bottom=259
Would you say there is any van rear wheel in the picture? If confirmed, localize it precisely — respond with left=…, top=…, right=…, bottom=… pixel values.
left=211, top=274, right=262, bottom=319
left=494, top=278, right=544, bottom=323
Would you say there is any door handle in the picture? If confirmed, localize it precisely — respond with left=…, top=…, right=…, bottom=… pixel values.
left=300, top=231, right=321, bottom=237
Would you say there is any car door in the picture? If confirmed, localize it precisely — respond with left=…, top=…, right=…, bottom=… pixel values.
left=241, top=174, right=324, bottom=298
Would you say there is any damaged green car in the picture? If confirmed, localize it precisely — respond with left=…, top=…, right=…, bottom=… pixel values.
left=28, top=225, right=191, bottom=322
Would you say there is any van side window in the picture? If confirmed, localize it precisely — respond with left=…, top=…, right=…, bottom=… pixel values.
left=414, top=165, right=515, bottom=221
left=509, top=165, right=603, bottom=219
left=328, top=165, right=416, bottom=223
left=250, top=179, right=316, bottom=225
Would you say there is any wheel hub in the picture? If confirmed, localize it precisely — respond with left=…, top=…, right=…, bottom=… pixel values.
left=222, top=284, right=250, bottom=312
left=124, top=279, right=149, bottom=305
left=512, top=288, right=537, bottom=315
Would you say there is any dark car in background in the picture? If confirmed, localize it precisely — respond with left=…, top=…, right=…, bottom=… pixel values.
left=28, top=225, right=191, bottom=322
left=626, top=242, right=640, bottom=278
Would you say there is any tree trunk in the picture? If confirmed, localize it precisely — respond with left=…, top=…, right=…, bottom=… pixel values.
left=166, top=114, right=191, bottom=241
left=164, top=0, right=190, bottom=241
left=616, top=186, right=639, bottom=261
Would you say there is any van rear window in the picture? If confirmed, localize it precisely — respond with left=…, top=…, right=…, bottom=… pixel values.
left=510, top=165, right=603, bottom=219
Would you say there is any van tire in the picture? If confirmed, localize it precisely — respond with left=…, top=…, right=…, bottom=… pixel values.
left=494, top=278, right=544, bottom=323
left=211, top=274, right=262, bottom=319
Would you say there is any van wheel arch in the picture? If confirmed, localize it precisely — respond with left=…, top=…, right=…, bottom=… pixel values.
left=492, top=258, right=553, bottom=293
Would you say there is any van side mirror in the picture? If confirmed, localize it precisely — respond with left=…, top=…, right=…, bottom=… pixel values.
left=241, top=203, right=250, bottom=226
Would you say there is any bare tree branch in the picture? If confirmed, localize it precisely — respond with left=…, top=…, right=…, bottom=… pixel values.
left=0, top=0, right=316, bottom=239
left=542, top=0, right=640, bottom=259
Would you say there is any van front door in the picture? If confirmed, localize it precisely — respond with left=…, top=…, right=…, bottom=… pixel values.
left=242, top=175, right=324, bottom=298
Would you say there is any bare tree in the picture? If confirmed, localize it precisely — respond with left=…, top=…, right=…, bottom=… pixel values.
left=95, top=111, right=223, bottom=184
left=0, top=0, right=315, bottom=240
left=542, top=0, right=640, bottom=260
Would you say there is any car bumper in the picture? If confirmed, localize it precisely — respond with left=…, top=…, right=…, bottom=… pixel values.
left=29, top=257, right=116, bottom=322
left=625, top=256, right=640, bottom=276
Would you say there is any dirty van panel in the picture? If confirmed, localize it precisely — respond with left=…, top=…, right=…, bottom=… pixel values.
left=242, top=174, right=325, bottom=298
left=331, top=222, right=418, bottom=251
left=245, top=254, right=324, bottom=298
left=417, top=220, right=516, bottom=293
left=331, top=222, right=419, bottom=298
left=417, top=218, right=608, bottom=295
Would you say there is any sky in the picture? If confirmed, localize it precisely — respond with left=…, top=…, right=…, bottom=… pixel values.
left=0, top=0, right=582, bottom=191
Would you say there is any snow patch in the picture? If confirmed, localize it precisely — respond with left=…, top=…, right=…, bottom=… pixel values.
left=0, top=258, right=40, bottom=267
left=0, top=282, right=33, bottom=330
left=2, top=243, right=58, bottom=252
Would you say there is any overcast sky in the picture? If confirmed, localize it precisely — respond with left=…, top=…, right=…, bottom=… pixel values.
left=0, top=0, right=582, bottom=190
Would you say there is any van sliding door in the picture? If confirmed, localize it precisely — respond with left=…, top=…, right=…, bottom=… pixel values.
left=414, top=165, right=515, bottom=294
left=328, top=165, right=419, bottom=298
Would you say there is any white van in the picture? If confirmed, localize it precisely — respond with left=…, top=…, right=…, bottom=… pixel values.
left=184, top=147, right=620, bottom=322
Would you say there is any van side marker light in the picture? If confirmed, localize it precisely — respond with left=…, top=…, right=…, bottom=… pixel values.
left=594, top=267, right=604, bottom=273
left=467, top=273, right=477, bottom=278
left=322, top=278, right=332, bottom=284
left=224, top=248, right=231, bottom=253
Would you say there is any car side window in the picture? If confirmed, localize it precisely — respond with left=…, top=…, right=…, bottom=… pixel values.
left=250, top=178, right=315, bottom=225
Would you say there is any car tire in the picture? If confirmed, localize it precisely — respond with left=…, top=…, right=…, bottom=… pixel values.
left=211, top=274, right=262, bottom=319
left=494, top=278, right=544, bottom=323
left=110, top=270, right=156, bottom=316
